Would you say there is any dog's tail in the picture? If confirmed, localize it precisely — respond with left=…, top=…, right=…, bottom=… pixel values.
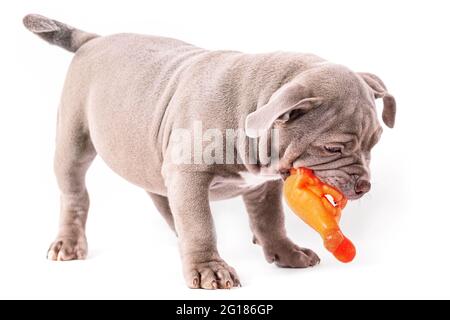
left=23, top=14, right=98, bottom=53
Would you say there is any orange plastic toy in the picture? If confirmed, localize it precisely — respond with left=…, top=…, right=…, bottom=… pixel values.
left=283, top=168, right=356, bottom=263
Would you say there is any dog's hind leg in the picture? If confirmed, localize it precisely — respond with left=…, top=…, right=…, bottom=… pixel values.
left=147, top=192, right=176, bottom=234
left=47, top=108, right=96, bottom=261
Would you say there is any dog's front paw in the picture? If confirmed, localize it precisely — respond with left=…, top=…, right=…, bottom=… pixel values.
left=47, top=234, right=87, bottom=261
left=183, top=259, right=241, bottom=289
left=262, top=238, right=320, bottom=268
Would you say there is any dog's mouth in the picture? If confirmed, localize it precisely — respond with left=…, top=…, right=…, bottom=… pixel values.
left=279, top=166, right=361, bottom=201
left=314, top=172, right=363, bottom=200
left=277, top=155, right=363, bottom=200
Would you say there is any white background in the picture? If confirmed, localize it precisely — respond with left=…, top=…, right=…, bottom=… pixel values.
left=1, top=0, right=449, bottom=299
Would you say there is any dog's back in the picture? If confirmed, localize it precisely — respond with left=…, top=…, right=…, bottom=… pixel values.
left=23, top=14, right=325, bottom=192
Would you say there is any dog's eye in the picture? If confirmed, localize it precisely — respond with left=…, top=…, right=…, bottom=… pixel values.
left=324, top=145, right=342, bottom=154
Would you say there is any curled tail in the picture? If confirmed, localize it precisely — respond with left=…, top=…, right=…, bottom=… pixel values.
left=23, top=14, right=98, bottom=52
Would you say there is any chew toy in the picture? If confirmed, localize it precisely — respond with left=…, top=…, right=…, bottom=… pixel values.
left=283, top=168, right=356, bottom=263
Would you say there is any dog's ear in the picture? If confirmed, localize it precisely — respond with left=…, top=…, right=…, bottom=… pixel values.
left=359, top=72, right=396, bottom=128
left=245, top=82, right=323, bottom=138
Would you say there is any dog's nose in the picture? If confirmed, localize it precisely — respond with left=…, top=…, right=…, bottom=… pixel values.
left=355, top=179, right=371, bottom=195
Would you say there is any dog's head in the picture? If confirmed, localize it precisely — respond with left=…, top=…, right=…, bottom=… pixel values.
left=245, top=63, right=396, bottom=200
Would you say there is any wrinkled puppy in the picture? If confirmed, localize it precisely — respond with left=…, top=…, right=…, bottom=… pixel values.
left=24, top=14, right=396, bottom=289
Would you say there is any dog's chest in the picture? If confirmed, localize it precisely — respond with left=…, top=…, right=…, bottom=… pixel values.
left=209, top=172, right=280, bottom=201
left=238, top=172, right=280, bottom=188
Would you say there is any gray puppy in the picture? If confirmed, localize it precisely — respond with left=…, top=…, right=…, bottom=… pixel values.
left=24, top=14, right=396, bottom=289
